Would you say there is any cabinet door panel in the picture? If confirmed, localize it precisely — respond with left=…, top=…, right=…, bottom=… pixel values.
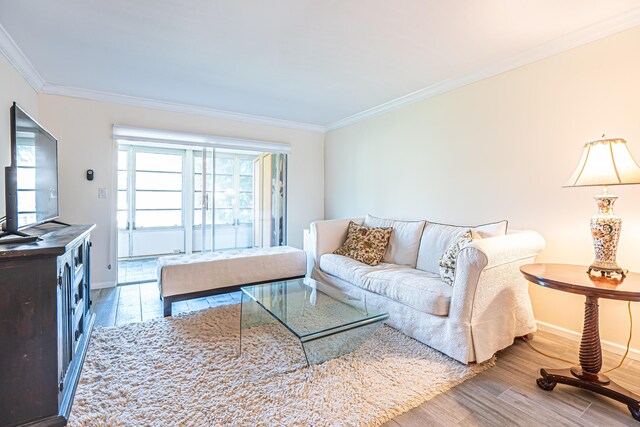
left=85, top=240, right=92, bottom=316
left=57, top=258, right=73, bottom=401
left=0, top=258, right=58, bottom=426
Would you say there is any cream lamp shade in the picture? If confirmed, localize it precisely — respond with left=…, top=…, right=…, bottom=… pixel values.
left=564, top=138, right=640, bottom=187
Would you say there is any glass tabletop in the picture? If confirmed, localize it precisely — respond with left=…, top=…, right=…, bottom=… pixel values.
left=241, top=277, right=388, bottom=340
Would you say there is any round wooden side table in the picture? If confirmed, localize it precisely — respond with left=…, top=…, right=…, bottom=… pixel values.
left=520, top=263, right=640, bottom=422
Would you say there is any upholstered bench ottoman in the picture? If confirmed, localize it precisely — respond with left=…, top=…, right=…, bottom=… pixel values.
left=158, top=246, right=307, bottom=316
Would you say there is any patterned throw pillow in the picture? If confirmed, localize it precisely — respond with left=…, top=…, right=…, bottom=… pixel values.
left=438, top=229, right=474, bottom=285
left=333, top=221, right=393, bottom=266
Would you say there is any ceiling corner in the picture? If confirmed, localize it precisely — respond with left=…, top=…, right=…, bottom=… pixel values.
left=325, top=6, right=640, bottom=131
left=0, top=23, right=45, bottom=91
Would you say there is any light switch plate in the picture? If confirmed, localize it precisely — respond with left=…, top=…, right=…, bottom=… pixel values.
left=98, top=188, right=108, bottom=199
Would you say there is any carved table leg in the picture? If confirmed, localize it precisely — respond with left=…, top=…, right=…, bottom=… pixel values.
left=570, top=295, right=610, bottom=384
left=536, top=295, right=640, bottom=422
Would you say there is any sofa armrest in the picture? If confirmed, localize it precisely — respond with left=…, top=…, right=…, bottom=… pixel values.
left=469, top=230, right=546, bottom=269
left=307, top=218, right=363, bottom=267
left=447, top=230, right=545, bottom=361
left=450, top=230, right=545, bottom=314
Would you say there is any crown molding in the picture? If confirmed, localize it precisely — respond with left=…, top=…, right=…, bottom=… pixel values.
left=4, top=7, right=640, bottom=134
left=40, top=83, right=325, bottom=132
left=326, top=7, right=640, bottom=131
left=0, top=24, right=45, bottom=91
left=0, top=19, right=324, bottom=133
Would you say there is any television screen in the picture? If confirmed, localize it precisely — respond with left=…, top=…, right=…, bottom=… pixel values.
left=9, top=103, right=59, bottom=230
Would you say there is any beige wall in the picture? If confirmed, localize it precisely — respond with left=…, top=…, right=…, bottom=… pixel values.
left=0, top=54, right=38, bottom=217
left=38, top=94, right=324, bottom=287
left=325, top=27, right=640, bottom=353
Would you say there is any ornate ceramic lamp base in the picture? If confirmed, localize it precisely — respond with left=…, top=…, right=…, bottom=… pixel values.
left=588, top=193, right=626, bottom=278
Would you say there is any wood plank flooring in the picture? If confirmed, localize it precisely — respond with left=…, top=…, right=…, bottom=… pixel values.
left=91, top=284, right=640, bottom=426
left=117, top=257, right=158, bottom=284
left=92, top=283, right=242, bottom=326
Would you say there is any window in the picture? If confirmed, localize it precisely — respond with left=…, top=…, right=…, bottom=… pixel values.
left=212, top=155, right=254, bottom=226
left=193, top=152, right=213, bottom=227
left=15, top=136, right=37, bottom=226
left=119, top=147, right=256, bottom=233
left=134, top=151, right=183, bottom=228
left=215, top=156, right=234, bottom=225
left=117, top=150, right=128, bottom=229
left=238, top=159, right=254, bottom=224
left=118, top=147, right=184, bottom=229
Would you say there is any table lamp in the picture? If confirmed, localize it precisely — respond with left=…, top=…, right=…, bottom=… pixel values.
left=564, top=137, right=640, bottom=278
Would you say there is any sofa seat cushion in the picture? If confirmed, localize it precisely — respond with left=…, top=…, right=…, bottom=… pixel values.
left=319, top=254, right=401, bottom=285
left=319, top=254, right=451, bottom=316
left=359, top=268, right=452, bottom=316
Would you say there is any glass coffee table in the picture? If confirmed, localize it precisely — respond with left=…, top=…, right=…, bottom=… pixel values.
left=240, top=277, right=389, bottom=366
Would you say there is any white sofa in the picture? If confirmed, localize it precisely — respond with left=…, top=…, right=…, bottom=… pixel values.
left=307, top=217, right=545, bottom=364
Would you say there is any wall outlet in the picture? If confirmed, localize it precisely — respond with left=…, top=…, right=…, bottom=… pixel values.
left=98, top=188, right=108, bottom=199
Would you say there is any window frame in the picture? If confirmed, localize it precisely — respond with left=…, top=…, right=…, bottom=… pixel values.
left=211, top=153, right=256, bottom=227
left=119, top=145, right=187, bottom=231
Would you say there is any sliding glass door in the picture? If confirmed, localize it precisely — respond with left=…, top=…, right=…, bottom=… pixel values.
left=212, top=153, right=255, bottom=250
left=253, top=153, right=287, bottom=247
left=116, top=142, right=287, bottom=275
left=117, top=146, right=186, bottom=258
left=193, top=148, right=213, bottom=253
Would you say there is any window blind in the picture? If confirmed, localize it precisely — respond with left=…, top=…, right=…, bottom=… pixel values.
left=112, top=125, right=291, bottom=154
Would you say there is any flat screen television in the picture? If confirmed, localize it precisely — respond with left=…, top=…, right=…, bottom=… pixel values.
left=3, top=102, right=59, bottom=235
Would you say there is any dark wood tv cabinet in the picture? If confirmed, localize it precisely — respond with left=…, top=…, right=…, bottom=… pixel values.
left=0, top=224, right=95, bottom=427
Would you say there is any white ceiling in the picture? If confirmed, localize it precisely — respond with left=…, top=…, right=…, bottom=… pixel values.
left=1, top=0, right=640, bottom=128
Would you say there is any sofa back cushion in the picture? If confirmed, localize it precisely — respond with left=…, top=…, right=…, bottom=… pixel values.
left=416, top=220, right=507, bottom=274
left=474, top=220, right=508, bottom=238
left=363, top=214, right=426, bottom=267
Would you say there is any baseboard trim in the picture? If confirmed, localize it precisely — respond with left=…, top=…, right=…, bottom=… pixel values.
left=536, top=320, right=640, bottom=362
left=92, top=281, right=116, bottom=289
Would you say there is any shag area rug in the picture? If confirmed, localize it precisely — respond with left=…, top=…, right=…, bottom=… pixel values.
left=70, top=304, right=494, bottom=427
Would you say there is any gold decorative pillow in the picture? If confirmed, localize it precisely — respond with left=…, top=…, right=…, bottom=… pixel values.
left=333, top=221, right=393, bottom=266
